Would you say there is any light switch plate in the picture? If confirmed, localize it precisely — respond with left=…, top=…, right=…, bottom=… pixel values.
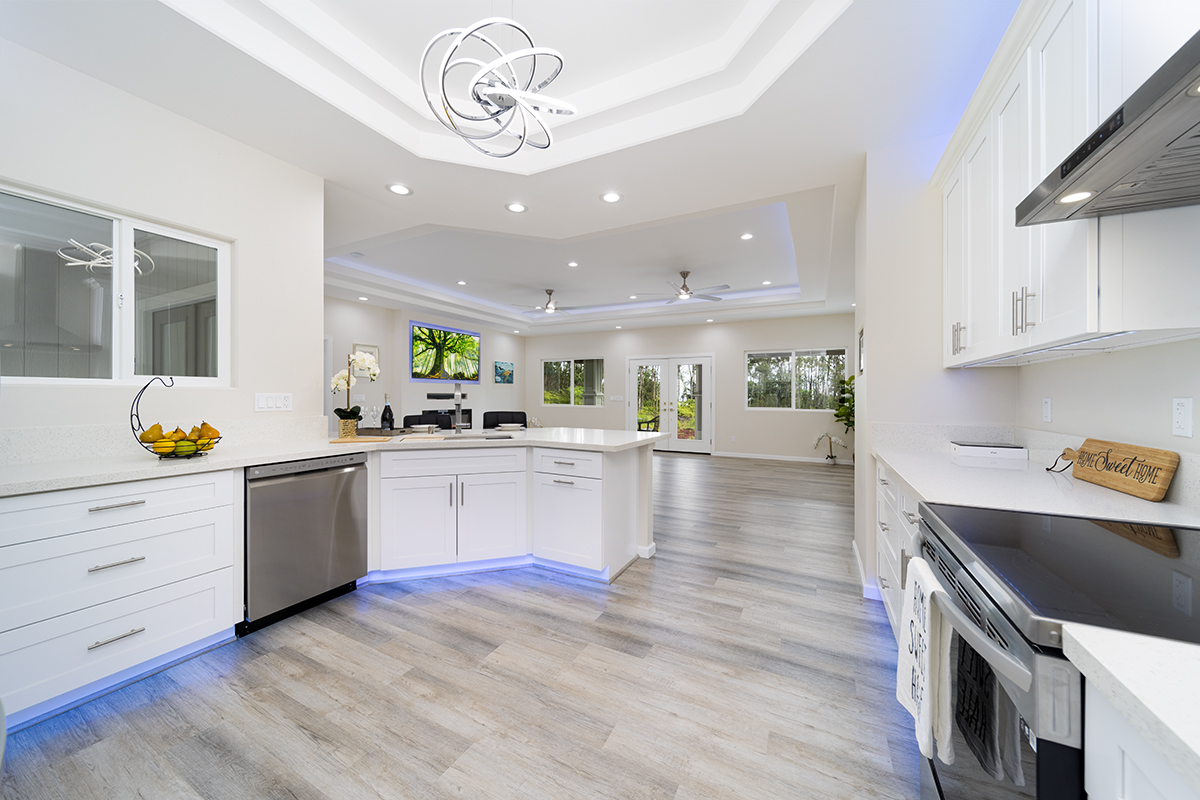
left=1042, top=397, right=1052, bottom=423
left=1174, top=571, right=1193, bottom=616
left=1174, top=398, right=1193, bottom=437
left=255, top=393, right=292, bottom=412
left=610, top=395, right=623, bottom=401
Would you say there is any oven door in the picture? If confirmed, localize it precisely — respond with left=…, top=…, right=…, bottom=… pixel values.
left=917, top=536, right=1084, bottom=799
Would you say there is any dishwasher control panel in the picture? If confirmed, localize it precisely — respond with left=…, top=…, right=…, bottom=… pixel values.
left=247, top=452, right=367, bottom=480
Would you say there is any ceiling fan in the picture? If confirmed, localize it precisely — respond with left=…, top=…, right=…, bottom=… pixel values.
left=636, top=271, right=730, bottom=304
left=515, top=289, right=572, bottom=316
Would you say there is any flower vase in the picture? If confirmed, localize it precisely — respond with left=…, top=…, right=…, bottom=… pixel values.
left=338, top=418, right=358, bottom=438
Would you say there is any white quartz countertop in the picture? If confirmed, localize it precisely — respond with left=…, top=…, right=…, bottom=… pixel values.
left=0, top=428, right=667, bottom=497
left=1064, top=624, right=1200, bottom=796
left=873, top=447, right=1200, bottom=527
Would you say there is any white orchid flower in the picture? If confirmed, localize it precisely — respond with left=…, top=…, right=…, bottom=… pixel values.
left=330, top=368, right=357, bottom=393
left=350, top=351, right=381, bottom=381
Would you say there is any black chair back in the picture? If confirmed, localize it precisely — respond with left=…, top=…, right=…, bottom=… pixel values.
left=403, top=412, right=453, bottom=429
left=482, top=411, right=528, bottom=429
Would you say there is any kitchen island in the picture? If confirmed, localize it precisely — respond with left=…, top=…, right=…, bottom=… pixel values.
left=0, top=426, right=666, bottom=730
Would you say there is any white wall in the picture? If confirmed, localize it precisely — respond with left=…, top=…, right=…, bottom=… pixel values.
left=324, top=297, right=396, bottom=423
left=522, top=315, right=856, bottom=459
left=854, top=135, right=1018, bottom=588
left=1017, top=338, right=1200, bottom=455
left=0, top=40, right=325, bottom=429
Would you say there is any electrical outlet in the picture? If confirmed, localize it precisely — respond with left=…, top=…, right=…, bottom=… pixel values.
left=730, top=435, right=736, bottom=443
left=610, top=395, right=623, bottom=401
left=1042, top=397, right=1052, bottom=423
left=1174, top=571, right=1193, bottom=615
left=353, top=394, right=365, bottom=401
left=255, top=393, right=293, bottom=412
left=1174, top=397, right=1193, bottom=437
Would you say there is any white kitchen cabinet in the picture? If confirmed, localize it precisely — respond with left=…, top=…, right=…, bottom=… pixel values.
left=875, top=460, right=923, bottom=641
left=379, top=449, right=527, bottom=569
left=532, top=472, right=603, bottom=570
left=940, top=0, right=1200, bottom=367
left=1085, top=683, right=1200, bottom=800
left=0, top=471, right=236, bottom=723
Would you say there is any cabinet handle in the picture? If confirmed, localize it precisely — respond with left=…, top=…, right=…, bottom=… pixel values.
left=88, top=499, right=146, bottom=513
left=450, top=482, right=454, bottom=507
left=878, top=576, right=890, bottom=591
left=461, top=482, right=465, bottom=505
left=1012, top=291, right=1019, bottom=337
left=553, top=479, right=575, bottom=485
left=88, top=627, right=145, bottom=651
left=553, top=460, right=576, bottom=466
left=1022, top=287, right=1037, bottom=331
left=88, top=555, right=146, bottom=573
left=904, top=511, right=920, bottom=525
left=878, top=478, right=889, bottom=486
left=879, top=522, right=890, bottom=532
left=900, top=548, right=910, bottom=588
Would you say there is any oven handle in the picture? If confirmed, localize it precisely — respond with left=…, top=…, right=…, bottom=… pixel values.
left=933, top=592, right=1033, bottom=692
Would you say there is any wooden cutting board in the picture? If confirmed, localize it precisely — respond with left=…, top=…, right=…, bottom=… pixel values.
left=329, top=436, right=393, bottom=443
left=1060, top=438, right=1179, bottom=501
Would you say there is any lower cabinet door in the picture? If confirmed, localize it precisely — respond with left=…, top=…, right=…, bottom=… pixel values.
left=0, top=568, right=233, bottom=716
left=380, top=476, right=457, bottom=569
left=532, top=473, right=602, bottom=570
left=457, top=471, right=527, bottom=562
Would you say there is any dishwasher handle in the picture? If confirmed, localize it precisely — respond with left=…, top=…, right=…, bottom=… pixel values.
left=933, top=592, right=1033, bottom=692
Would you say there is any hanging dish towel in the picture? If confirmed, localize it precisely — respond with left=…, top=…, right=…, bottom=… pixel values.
left=955, top=639, right=1026, bottom=786
left=896, top=557, right=955, bottom=764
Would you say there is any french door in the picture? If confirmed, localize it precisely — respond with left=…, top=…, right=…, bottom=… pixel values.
left=627, top=356, right=713, bottom=454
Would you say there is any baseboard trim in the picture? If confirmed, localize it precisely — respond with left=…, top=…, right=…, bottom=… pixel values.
left=853, top=540, right=881, bottom=601
left=637, top=543, right=656, bottom=558
left=711, top=451, right=852, bottom=466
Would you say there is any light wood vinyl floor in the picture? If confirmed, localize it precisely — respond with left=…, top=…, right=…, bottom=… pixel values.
left=1, top=454, right=919, bottom=799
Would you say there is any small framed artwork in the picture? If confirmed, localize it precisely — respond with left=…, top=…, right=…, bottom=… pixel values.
left=494, top=361, right=514, bottom=384
left=352, top=343, right=379, bottom=376
left=857, top=328, right=865, bottom=375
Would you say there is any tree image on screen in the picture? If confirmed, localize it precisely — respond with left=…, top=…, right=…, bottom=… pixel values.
left=411, top=324, right=480, bottom=381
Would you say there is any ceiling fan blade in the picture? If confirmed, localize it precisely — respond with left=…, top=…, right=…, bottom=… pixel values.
left=691, top=294, right=722, bottom=302
left=664, top=297, right=680, bottom=305
left=692, top=284, right=730, bottom=293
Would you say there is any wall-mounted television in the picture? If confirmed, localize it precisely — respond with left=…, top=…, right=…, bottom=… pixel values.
left=410, top=321, right=481, bottom=383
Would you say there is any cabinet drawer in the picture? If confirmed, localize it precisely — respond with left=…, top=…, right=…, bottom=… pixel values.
left=0, top=568, right=234, bottom=716
left=877, top=499, right=901, bottom=570
left=0, top=471, right=234, bottom=549
left=876, top=463, right=898, bottom=508
left=0, top=506, right=234, bottom=633
left=877, top=549, right=901, bottom=639
left=532, top=448, right=603, bottom=480
left=532, top=473, right=602, bottom=569
left=380, top=448, right=524, bottom=478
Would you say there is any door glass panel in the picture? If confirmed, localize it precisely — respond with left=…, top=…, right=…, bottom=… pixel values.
left=636, top=365, right=661, bottom=431
left=134, top=229, right=219, bottom=376
left=676, top=363, right=701, bottom=440
left=0, top=191, right=114, bottom=378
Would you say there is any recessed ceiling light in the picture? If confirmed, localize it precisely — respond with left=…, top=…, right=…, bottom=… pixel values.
left=568, top=261, right=578, bottom=267
left=740, top=233, right=753, bottom=240
left=1057, top=190, right=1093, bottom=204
left=629, top=294, right=637, bottom=299
left=514, top=330, right=520, bottom=334
left=762, top=280, right=772, bottom=285
left=706, top=319, right=713, bottom=323
left=358, top=296, right=369, bottom=301
left=1188, top=81, right=1200, bottom=97
left=387, top=183, right=412, bottom=196
left=457, top=280, right=467, bottom=285
left=601, top=192, right=621, bottom=203
left=615, top=326, right=622, bottom=329
left=852, top=303, right=857, bottom=307
left=535, top=305, right=543, bottom=310
left=506, top=202, right=527, bottom=213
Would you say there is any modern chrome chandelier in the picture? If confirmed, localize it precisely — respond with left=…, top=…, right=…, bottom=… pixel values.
left=420, top=17, right=575, bottom=158
left=57, top=239, right=155, bottom=275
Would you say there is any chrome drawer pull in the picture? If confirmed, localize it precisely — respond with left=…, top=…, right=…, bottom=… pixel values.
left=88, top=555, right=146, bottom=573
left=879, top=522, right=890, bottom=532
left=88, top=499, right=146, bottom=513
left=878, top=478, right=889, bottom=486
left=904, top=511, right=920, bottom=525
left=88, top=627, right=146, bottom=651
left=553, top=460, right=576, bottom=466
left=878, top=576, right=890, bottom=590
left=553, top=479, right=575, bottom=485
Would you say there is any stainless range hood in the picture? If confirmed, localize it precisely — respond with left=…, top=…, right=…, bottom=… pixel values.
left=1017, top=27, right=1200, bottom=226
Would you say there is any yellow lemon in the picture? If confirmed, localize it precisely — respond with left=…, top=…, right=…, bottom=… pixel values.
left=174, top=440, right=198, bottom=456
left=151, top=439, right=176, bottom=454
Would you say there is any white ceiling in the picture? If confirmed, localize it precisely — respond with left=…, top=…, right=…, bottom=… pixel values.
left=0, top=0, right=1019, bottom=335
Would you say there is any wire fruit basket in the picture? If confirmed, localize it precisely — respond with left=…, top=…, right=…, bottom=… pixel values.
left=130, top=377, right=221, bottom=459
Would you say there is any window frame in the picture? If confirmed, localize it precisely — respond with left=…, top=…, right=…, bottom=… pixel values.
left=540, top=357, right=606, bottom=407
left=744, top=347, right=847, bottom=412
left=0, top=184, right=231, bottom=387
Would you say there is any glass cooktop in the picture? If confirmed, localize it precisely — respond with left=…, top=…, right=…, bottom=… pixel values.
left=922, top=503, right=1200, bottom=647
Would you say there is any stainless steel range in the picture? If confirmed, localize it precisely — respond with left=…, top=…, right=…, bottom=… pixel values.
left=917, top=502, right=1200, bottom=800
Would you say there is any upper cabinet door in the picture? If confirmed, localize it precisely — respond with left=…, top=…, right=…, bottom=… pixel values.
left=995, top=50, right=1035, bottom=350
left=964, top=123, right=1001, bottom=360
left=1029, top=0, right=1099, bottom=344
left=943, top=162, right=966, bottom=367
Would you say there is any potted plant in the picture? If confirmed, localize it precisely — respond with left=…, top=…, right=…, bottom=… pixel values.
left=331, top=350, right=380, bottom=438
left=834, top=374, right=854, bottom=434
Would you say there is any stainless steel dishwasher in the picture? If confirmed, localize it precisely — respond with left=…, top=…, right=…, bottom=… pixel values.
left=238, top=452, right=368, bottom=636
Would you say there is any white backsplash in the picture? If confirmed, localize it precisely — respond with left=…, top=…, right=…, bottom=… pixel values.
left=0, top=416, right=329, bottom=467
